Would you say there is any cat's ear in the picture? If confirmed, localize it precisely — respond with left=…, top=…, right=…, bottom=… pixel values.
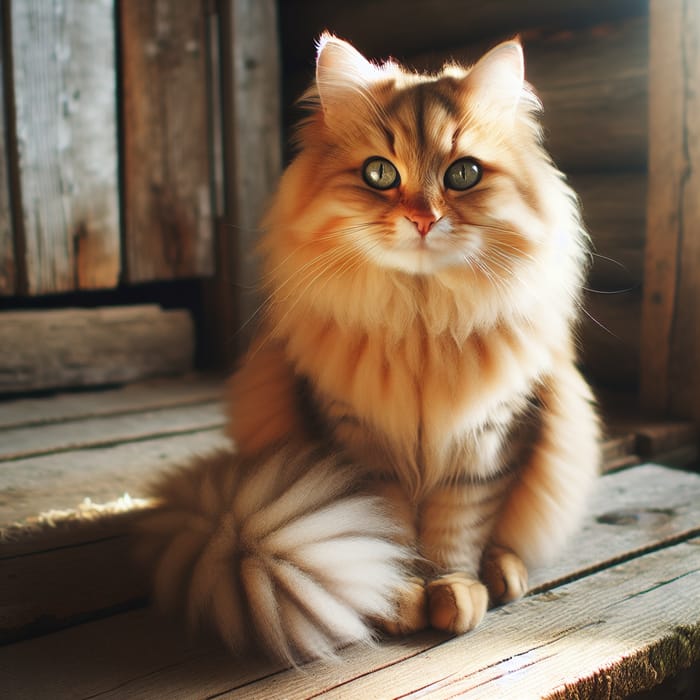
left=465, top=39, right=530, bottom=117
left=315, top=33, right=380, bottom=119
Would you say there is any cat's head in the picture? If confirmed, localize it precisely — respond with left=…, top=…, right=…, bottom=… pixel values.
left=261, top=36, right=585, bottom=335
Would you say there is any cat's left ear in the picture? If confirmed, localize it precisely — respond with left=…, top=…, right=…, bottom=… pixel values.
left=465, top=39, right=530, bottom=117
left=315, top=33, right=380, bottom=121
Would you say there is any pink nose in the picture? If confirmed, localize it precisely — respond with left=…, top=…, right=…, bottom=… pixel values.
left=406, top=211, right=438, bottom=237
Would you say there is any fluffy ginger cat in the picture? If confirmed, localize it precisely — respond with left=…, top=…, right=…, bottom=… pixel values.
left=141, top=34, right=600, bottom=665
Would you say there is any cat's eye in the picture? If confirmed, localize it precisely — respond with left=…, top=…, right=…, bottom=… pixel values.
left=362, top=157, right=400, bottom=190
left=444, top=158, right=482, bottom=191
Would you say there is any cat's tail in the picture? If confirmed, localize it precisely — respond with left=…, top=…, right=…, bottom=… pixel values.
left=138, top=445, right=408, bottom=664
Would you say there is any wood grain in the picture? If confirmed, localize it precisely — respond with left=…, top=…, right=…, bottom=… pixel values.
left=200, top=0, right=283, bottom=368
left=0, top=306, right=195, bottom=394
left=641, top=0, right=700, bottom=422
left=0, top=7, right=15, bottom=295
left=120, top=0, right=214, bottom=282
left=0, top=401, right=224, bottom=461
left=0, top=428, right=229, bottom=526
left=572, top=172, right=646, bottom=290
left=0, top=374, right=223, bottom=430
left=280, top=0, right=648, bottom=66
left=1, top=522, right=698, bottom=698
left=9, top=0, right=120, bottom=294
left=581, top=289, right=642, bottom=390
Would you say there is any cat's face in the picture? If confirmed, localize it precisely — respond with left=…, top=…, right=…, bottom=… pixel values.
left=289, top=36, right=553, bottom=278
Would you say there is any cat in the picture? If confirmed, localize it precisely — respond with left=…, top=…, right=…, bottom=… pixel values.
left=140, top=33, right=600, bottom=665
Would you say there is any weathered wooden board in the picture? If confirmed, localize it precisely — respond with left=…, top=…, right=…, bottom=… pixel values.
left=201, top=0, right=282, bottom=365
left=120, top=0, right=213, bottom=282
left=581, top=289, right=641, bottom=390
left=0, top=401, right=224, bottom=461
left=641, top=0, right=700, bottom=423
left=2, top=462, right=699, bottom=658
left=0, top=306, right=194, bottom=394
left=280, top=0, right=648, bottom=67
left=0, top=374, right=223, bottom=430
left=1, top=532, right=697, bottom=699
left=0, top=428, right=230, bottom=526
left=0, top=7, right=15, bottom=295
left=572, top=172, right=646, bottom=291
left=9, top=0, right=120, bottom=294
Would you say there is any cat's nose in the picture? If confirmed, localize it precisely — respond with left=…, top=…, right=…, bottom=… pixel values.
left=406, top=211, right=439, bottom=237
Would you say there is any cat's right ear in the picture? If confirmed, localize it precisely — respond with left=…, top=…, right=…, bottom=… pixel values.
left=315, top=33, right=380, bottom=122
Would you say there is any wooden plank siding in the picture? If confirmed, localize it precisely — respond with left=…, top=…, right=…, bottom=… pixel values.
left=641, top=0, right=700, bottom=423
left=5, top=0, right=120, bottom=295
left=120, top=0, right=215, bottom=283
left=0, top=8, right=15, bottom=295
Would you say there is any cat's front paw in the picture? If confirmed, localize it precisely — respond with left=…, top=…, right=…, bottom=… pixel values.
left=480, top=545, right=528, bottom=606
left=426, top=573, right=488, bottom=634
left=375, top=577, right=428, bottom=636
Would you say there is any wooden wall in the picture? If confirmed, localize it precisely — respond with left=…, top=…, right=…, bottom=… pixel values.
left=0, top=0, right=216, bottom=297
left=278, top=0, right=650, bottom=392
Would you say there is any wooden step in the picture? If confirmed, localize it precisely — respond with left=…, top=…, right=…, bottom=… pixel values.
left=1, top=463, right=699, bottom=699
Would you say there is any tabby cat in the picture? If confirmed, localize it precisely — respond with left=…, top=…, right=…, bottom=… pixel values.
left=141, top=34, right=600, bottom=665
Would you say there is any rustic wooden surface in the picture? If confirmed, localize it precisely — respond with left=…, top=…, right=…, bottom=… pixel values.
left=1, top=466, right=698, bottom=699
left=0, top=306, right=195, bottom=394
left=641, top=0, right=700, bottom=423
left=120, top=0, right=214, bottom=282
left=280, top=0, right=647, bottom=67
left=8, top=0, right=120, bottom=294
left=201, top=0, right=282, bottom=366
left=572, top=172, right=646, bottom=291
left=581, top=289, right=642, bottom=390
left=0, top=7, right=15, bottom=295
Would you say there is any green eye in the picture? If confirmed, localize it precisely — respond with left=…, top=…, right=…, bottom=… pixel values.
left=445, top=158, right=482, bottom=191
left=362, top=157, right=400, bottom=190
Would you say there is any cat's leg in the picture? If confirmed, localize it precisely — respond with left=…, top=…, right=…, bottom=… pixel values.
left=418, top=482, right=504, bottom=634
left=367, top=480, right=429, bottom=636
left=485, top=360, right=600, bottom=597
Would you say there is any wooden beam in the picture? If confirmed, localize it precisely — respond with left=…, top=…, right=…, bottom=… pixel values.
left=0, top=306, right=195, bottom=394
left=8, top=0, right=120, bottom=294
left=201, top=0, right=282, bottom=368
left=641, top=0, right=700, bottom=422
left=120, top=0, right=214, bottom=282
left=0, top=7, right=15, bottom=295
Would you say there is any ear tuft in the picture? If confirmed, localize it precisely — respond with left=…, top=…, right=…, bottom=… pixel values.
left=466, top=39, right=526, bottom=116
left=315, top=33, right=380, bottom=116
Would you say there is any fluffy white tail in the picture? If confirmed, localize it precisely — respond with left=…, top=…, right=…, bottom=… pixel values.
left=139, top=445, right=407, bottom=664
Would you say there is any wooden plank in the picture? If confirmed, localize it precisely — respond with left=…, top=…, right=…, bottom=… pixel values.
left=641, top=0, right=700, bottom=423
left=1, top=533, right=698, bottom=699
left=0, top=7, right=15, bottom=295
left=0, top=374, right=223, bottom=430
left=2, top=462, right=699, bottom=658
left=120, top=0, right=214, bottom=282
left=581, top=289, right=641, bottom=390
left=280, top=0, right=648, bottom=67
left=0, top=401, right=224, bottom=461
left=0, top=428, right=229, bottom=526
left=299, top=541, right=700, bottom=700
left=9, top=0, right=119, bottom=294
left=201, top=0, right=282, bottom=366
left=0, top=306, right=195, bottom=394
left=572, top=172, right=646, bottom=291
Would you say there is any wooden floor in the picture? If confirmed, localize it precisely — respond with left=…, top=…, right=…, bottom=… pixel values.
left=1, top=376, right=699, bottom=698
